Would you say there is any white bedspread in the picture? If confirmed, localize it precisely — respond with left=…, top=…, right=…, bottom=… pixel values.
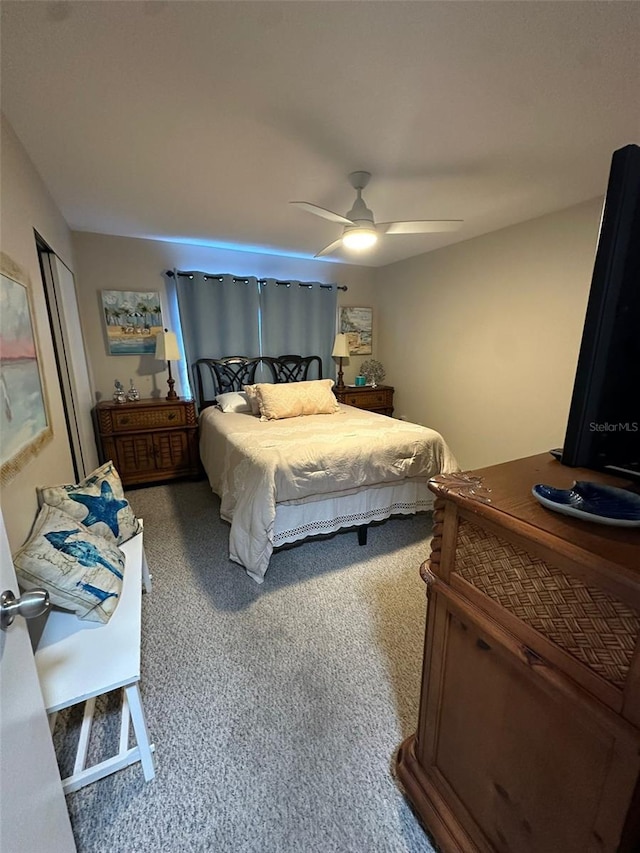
left=199, top=404, right=458, bottom=582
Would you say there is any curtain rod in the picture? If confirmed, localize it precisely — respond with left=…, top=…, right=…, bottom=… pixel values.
left=166, top=269, right=347, bottom=291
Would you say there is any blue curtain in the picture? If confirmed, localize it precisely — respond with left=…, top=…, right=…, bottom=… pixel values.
left=259, top=279, right=337, bottom=378
left=174, top=270, right=339, bottom=384
left=175, top=272, right=261, bottom=367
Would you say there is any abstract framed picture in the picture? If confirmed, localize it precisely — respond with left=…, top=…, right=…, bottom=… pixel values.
left=1, top=252, right=53, bottom=486
left=339, top=306, right=373, bottom=355
left=102, top=290, right=163, bottom=355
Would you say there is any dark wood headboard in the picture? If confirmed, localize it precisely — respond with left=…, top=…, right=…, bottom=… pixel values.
left=193, top=354, right=323, bottom=410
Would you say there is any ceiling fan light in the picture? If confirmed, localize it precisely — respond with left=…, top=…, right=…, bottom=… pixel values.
left=342, top=228, right=378, bottom=251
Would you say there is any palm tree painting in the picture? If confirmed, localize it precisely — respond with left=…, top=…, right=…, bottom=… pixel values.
left=101, top=291, right=164, bottom=354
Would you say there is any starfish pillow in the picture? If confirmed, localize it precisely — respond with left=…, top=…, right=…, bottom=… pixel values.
left=37, top=461, right=141, bottom=545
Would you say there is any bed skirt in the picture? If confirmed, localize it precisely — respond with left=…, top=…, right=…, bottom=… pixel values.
left=272, top=480, right=435, bottom=547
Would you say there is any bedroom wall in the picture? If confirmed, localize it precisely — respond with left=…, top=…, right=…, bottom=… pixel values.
left=0, top=115, right=77, bottom=550
left=71, top=232, right=378, bottom=402
left=374, top=199, right=603, bottom=471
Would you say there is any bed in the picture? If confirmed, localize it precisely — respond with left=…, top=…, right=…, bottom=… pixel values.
left=193, top=355, right=459, bottom=582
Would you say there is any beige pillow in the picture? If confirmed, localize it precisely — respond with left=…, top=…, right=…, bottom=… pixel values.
left=13, top=504, right=125, bottom=623
left=243, top=384, right=264, bottom=416
left=256, top=379, right=339, bottom=421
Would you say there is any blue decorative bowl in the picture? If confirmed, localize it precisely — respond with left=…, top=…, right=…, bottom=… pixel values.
left=531, top=481, right=640, bottom=527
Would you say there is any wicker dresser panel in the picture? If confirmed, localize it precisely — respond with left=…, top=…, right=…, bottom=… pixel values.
left=454, top=519, right=640, bottom=688
left=111, top=406, right=186, bottom=431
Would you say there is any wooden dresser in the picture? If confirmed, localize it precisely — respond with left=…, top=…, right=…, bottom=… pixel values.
left=95, top=398, right=199, bottom=487
left=333, top=384, right=394, bottom=416
left=396, top=454, right=640, bottom=853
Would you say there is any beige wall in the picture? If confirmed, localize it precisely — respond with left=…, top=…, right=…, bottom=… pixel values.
left=374, top=199, right=602, bottom=470
left=0, top=115, right=77, bottom=550
left=72, top=232, right=378, bottom=400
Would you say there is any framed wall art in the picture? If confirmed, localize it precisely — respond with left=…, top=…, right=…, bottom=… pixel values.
left=1, top=252, right=53, bottom=486
left=102, top=290, right=163, bottom=355
left=339, top=306, right=373, bottom=355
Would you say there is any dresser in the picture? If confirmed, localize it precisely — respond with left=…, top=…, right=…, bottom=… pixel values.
left=95, top=398, right=200, bottom=487
left=396, top=454, right=640, bottom=853
left=334, top=384, right=394, bottom=416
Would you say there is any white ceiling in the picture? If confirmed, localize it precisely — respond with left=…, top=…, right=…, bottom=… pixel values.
left=2, top=1, right=639, bottom=268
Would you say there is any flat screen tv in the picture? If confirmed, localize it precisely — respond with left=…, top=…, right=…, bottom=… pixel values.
left=561, top=143, right=640, bottom=480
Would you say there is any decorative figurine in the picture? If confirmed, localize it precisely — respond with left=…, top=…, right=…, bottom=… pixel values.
left=112, top=379, right=126, bottom=404
left=126, top=378, right=140, bottom=402
left=360, top=359, right=386, bottom=388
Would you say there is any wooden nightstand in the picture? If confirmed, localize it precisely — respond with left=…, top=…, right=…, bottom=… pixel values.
left=334, top=384, right=394, bottom=416
left=94, top=398, right=200, bottom=487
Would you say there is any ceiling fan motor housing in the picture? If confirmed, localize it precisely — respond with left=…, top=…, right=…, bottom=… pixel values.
left=343, top=221, right=376, bottom=237
left=346, top=196, right=375, bottom=225
left=346, top=170, right=375, bottom=225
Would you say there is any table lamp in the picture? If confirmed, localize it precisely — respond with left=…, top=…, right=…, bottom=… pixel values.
left=331, top=333, right=350, bottom=391
left=155, top=329, right=181, bottom=400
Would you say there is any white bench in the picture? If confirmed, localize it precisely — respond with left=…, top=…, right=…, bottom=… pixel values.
left=35, top=523, right=155, bottom=794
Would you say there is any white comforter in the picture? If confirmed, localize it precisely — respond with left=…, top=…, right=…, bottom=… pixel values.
left=199, top=404, right=458, bottom=582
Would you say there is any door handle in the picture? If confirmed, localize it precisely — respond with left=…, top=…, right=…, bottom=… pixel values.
left=0, top=588, right=50, bottom=630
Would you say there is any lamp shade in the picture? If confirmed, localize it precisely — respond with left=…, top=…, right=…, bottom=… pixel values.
left=331, top=333, right=350, bottom=359
left=154, top=330, right=181, bottom=361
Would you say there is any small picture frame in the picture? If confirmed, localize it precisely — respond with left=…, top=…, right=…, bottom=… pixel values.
left=339, top=306, right=372, bottom=355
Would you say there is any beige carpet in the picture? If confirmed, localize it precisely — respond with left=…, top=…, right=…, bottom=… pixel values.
left=54, top=479, right=437, bottom=853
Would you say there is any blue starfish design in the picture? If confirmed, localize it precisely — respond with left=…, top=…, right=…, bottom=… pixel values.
left=44, top=529, right=124, bottom=579
left=68, top=480, right=128, bottom=538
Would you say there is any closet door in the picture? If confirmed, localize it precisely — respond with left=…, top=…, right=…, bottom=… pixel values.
left=38, top=241, right=98, bottom=479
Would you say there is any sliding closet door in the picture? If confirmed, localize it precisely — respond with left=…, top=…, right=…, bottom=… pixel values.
left=38, top=240, right=98, bottom=479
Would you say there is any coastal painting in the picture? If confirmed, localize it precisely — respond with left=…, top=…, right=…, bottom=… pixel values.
left=102, top=290, right=163, bottom=355
left=339, top=306, right=373, bottom=355
left=1, top=253, right=52, bottom=485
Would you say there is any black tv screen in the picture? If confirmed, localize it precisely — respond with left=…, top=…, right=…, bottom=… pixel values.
left=561, top=143, right=640, bottom=479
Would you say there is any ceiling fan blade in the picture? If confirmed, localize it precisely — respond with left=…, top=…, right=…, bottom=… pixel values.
left=381, top=220, right=463, bottom=235
left=314, top=238, right=344, bottom=258
left=290, top=201, right=352, bottom=225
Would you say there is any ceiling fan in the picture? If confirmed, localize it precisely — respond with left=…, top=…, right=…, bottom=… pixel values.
left=290, top=171, right=463, bottom=258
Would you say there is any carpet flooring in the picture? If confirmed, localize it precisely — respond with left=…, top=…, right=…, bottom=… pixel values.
left=54, top=480, right=437, bottom=853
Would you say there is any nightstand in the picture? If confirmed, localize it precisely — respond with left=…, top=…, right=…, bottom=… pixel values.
left=334, top=384, right=394, bottom=416
left=94, top=398, right=200, bottom=487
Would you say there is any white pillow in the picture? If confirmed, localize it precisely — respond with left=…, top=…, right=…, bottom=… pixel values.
left=215, top=391, right=251, bottom=413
